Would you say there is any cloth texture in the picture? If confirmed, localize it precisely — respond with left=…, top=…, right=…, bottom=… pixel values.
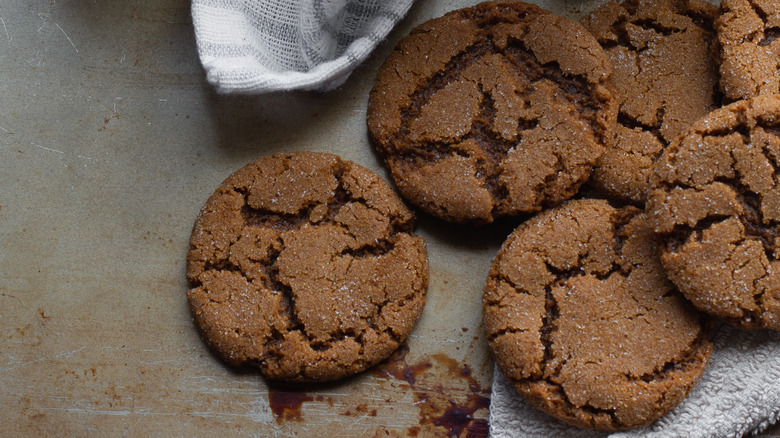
left=490, top=325, right=780, bottom=437
left=191, top=0, right=415, bottom=93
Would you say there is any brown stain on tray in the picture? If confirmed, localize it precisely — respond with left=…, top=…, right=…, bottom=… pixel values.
left=375, top=344, right=433, bottom=385
left=263, top=343, right=490, bottom=436
left=267, top=387, right=314, bottom=423
left=374, top=344, right=491, bottom=437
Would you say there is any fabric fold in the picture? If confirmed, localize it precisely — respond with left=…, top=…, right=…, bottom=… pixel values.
left=191, top=0, right=415, bottom=93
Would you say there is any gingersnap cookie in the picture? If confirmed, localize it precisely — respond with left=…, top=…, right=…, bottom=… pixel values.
left=367, top=1, right=617, bottom=224
left=483, top=199, right=712, bottom=431
left=582, top=0, right=720, bottom=204
left=186, top=151, right=428, bottom=382
left=717, top=0, right=780, bottom=101
left=648, top=95, right=780, bottom=330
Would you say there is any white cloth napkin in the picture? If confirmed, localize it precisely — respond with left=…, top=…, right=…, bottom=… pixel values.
left=191, top=0, right=415, bottom=93
left=490, top=325, right=780, bottom=437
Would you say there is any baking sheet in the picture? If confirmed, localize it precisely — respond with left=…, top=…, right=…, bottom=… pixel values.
left=1, top=0, right=778, bottom=436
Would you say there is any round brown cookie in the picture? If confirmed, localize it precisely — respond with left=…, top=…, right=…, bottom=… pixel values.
left=582, top=0, right=720, bottom=204
left=367, top=1, right=617, bottom=224
left=648, top=95, right=780, bottom=330
left=483, top=199, right=712, bottom=431
left=717, top=0, right=780, bottom=101
left=186, top=151, right=428, bottom=382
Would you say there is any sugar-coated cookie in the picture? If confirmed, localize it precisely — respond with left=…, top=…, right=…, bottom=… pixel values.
left=583, top=0, right=720, bottom=204
left=484, top=199, right=712, bottom=431
left=368, top=1, right=617, bottom=224
left=186, top=152, right=428, bottom=382
left=648, top=95, right=780, bottom=330
left=717, top=0, right=780, bottom=101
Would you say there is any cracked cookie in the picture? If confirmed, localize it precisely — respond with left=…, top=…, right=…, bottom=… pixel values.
left=483, top=199, right=712, bottom=431
left=582, top=0, right=720, bottom=204
left=648, top=95, right=780, bottom=330
left=186, top=151, right=429, bottom=382
left=367, top=1, right=617, bottom=224
left=717, top=0, right=780, bottom=101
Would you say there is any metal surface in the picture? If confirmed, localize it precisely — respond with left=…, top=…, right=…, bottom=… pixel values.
left=2, top=0, right=778, bottom=436
left=0, top=1, right=497, bottom=435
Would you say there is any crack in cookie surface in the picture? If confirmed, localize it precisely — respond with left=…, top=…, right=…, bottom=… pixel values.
left=186, top=152, right=428, bottom=382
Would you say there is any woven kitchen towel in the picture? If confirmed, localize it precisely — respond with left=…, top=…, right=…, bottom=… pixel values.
left=489, top=325, right=780, bottom=437
left=191, top=0, right=415, bottom=93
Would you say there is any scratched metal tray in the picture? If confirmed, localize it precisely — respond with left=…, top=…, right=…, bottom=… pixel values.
left=3, top=0, right=777, bottom=436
